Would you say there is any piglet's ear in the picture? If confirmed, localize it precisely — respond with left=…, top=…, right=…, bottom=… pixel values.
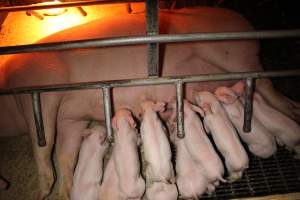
left=128, top=117, right=136, bottom=128
left=82, top=129, right=92, bottom=139
left=112, top=117, right=118, bottom=130
left=217, top=94, right=236, bottom=104
left=154, top=101, right=166, bottom=112
left=231, top=80, right=245, bottom=96
left=190, top=104, right=205, bottom=117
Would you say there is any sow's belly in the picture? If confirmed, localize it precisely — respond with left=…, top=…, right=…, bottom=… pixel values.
left=3, top=7, right=263, bottom=121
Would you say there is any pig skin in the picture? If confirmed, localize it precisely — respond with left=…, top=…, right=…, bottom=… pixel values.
left=194, top=91, right=249, bottom=182
left=99, top=154, right=121, bottom=200
left=1, top=7, right=298, bottom=199
left=231, top=81, right=300, bottom=158
left=70, top=121, right=108, bottom=200
left=169, top=100, right=225, bottom=193
left=215, top=86, right=277, bottom=158
left=251, top=93, right=300, bottom=157
left=173, top=132, right=212, bottom=198
left=112, top=109, right=145, bottom=199
left=140, top=100, right=178, bottom=199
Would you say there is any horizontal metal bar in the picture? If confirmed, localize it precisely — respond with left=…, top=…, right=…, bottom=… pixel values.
left=176, top=81, right=184, bottom=138
left=1, top=69, right=300, bottom=96
left=31, top=92, right=46, bottom=147
left=243, top=78, right=255, bottom=133
left=1, top=29, right=300, bottom=55
left=0, top=0, right=143, bottom=12
left=102, top=87, right=114, bottom=142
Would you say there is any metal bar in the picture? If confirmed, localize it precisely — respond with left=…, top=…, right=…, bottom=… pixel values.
left=31, top=92, right=46, bottom=146
left=0, top=0, right=143, bottom=12
left=146, top=0, right=159, bottom=77
left=176, top=81, right=184, bottom=138
left=1, top=29, right=300, bottom=55
left=1, top=69, right=300, bottom=96
left=102, top=87, right=113, bottom=142
left=243, top=78, right=255, bottom=132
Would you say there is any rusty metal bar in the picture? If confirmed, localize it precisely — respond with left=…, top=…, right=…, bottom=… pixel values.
left=0, top=0, right=143, bottom=12
left=102, top=87, right=113, bottom=142
left=1, top=69, right=300, bottom=96
left=146, top=0, right=159, bottom=77
left=176, top=81, right=184, bottom=138
left=243, top=78, right=255, bottom=132
left=1, top=29, right=300, bottom=55
left=31, top=92, right=46, bottom=146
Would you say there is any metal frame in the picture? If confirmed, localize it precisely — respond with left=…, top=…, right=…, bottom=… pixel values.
left=0, top=1, right=300, bottom=146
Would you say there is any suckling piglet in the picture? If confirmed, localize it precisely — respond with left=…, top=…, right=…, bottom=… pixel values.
left=169, top=100, right=225, bottom=191
left=232, top=81, right=300, bottom=158
left=215, top=86, right=277, bottom=158
left=232, top=81, right=300, bottom=159
left=71, top=121, right=108, bottom=200
left=140, top=100, right=178, bottom=200
left=112, top=108, right=145, bottom=199
left=194, top=91, right=249, bottom=182
left=99, top=154, right=121, bottom=200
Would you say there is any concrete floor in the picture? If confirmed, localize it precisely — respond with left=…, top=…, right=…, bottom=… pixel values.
left=0, top=135, right=40, bottom=200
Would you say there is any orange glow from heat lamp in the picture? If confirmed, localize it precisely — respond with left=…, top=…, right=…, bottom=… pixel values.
left=26, top=0, right=90, bottom=36
left=41, top=0, right=68, bottom=16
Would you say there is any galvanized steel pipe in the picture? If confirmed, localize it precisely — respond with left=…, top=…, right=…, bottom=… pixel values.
left=32, top=92, right=46, bottom=147
left=1, top=30, right=300, bottom=55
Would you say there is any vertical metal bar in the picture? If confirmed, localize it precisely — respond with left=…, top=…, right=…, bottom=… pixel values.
left=176, top=81, right=184, bottom=138
left=31, top=92, right=46, bottom=146
left=243, top=78, right=255, bottom=132
left=146, top=0, right=159, bottom=77
left=102, top=87, right=113, bottom=142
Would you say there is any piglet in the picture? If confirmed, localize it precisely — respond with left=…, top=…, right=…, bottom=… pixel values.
left=215, top=86, right=277, bottom=158
left=169, top=100, right=225, bottom=194
left=71, top=121, right=108, bottom=200
left=99, top=154, right=121, bottom=200
left=173, top=134, right=212, bottom=198
left=232, top=81, right=300, bottom=158
left=112, top=108, right=145, bottom=199
left=194, top=91, right=249, bottom=182
left=140, top=100, right=178, bottom=200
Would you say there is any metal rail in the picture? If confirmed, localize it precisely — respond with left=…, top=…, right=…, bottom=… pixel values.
left=31, top=92, right=46, bottom=146
left=0, top=0, right=143, bottom=12
left=1, top=29, right=300, bottom=55
left=1, top=69, right=300, bottom=146
left=146, top=0, right=159, bottom=77
left=243, top=78, right=255, bottom=132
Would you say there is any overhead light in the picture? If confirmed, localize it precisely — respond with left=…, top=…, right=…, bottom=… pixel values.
left=39, top=0, right=68, bottom=17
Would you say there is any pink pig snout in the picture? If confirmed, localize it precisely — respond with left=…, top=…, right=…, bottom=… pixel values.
left=112, top=108, right=136, bottom=130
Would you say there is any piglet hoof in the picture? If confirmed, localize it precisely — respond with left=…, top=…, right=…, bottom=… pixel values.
left=227, top=173, right=241, bottom=183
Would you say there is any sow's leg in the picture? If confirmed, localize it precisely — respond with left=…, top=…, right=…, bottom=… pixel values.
left=56, top=119, right=89, bottom=200
left=18, top=92, right=59, bottom=199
